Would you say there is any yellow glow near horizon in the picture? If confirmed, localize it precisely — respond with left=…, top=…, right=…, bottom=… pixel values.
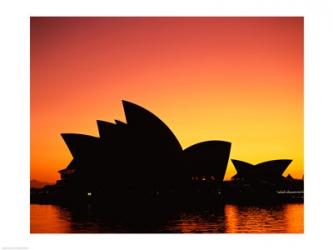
left=31, top=17, right=303, bottom=183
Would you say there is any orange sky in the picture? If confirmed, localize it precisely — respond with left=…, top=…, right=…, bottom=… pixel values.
left=30, top=17, right=303, bottom=183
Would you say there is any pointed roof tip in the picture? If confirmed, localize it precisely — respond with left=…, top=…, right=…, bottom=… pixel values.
left=231, top=159, right=254, bottom=168
left=60, top=133, right=72, bottom=140
left=121, top=100, right=133, bottom=107
left=96, top=120, right=116, bottom=126
left=60, top=133, right=75, bottom=144
left=114, top=119, right=126, bottom=125
left=60, top=133, right=100, bottom=141
left=96, top=120, right=117, bottom=137
left=122, top=100, right=152, bottom=111
left=121, top=100, right=139, bottom=115
left=231, top=159, right=249, bottom=163
left=257, top=159, right=293, bottom=165
left=60, top=132, right=81, bottom=138
left=122, top=100, right=145, bottom=114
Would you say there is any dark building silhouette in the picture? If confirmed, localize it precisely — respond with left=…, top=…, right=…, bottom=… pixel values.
left=184, top=141, right=230, bottom=182
left=36, top=100, right=231, bottom=206
left=30, top=100, right=302, bottom=207
left=231, top=159, right=292, bottom=182
left=223, top=159, right=303, bottom=203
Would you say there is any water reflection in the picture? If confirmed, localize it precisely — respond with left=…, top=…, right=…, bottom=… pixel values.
left=30, top=203, right=303, bottom=233
left=224, top=204, right=290, bottom=233
left=30, top=205, right=72, bottom=233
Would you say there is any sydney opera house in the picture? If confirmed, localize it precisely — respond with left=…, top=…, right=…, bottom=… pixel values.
left=32, top=101, right=231, bottom=206
left=31, top=100, right=303, bottom=206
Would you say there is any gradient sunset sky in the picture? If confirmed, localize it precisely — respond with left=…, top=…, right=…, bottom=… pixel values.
left=31, top=17, right=303, bottom=183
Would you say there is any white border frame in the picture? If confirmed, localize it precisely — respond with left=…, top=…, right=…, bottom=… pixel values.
left=1, top=0, right=333, bottom=249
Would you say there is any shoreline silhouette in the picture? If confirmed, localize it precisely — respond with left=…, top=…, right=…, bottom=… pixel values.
left=31, top=100, right=303, bottom=208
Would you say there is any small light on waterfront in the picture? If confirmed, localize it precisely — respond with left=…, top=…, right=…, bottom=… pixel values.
left=87, top=192, right=92, bottom=196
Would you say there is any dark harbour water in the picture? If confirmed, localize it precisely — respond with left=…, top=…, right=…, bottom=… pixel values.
left=30, top=203, right=303, bottom=233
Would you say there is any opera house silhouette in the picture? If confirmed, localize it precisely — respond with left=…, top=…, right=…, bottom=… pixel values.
left=36, top=101, right=231, bottom=207
left=31, top=100, right=303, bottom=206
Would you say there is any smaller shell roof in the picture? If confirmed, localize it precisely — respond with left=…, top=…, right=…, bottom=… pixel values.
left=61, top=133, right=100, bottom=159
left=231, top=159, right=292, bottom=179
left=183, top=140, right=231, bottom=177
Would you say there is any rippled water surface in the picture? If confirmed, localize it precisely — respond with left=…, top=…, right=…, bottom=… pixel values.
left=31, top=203, right=303, bottom=233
